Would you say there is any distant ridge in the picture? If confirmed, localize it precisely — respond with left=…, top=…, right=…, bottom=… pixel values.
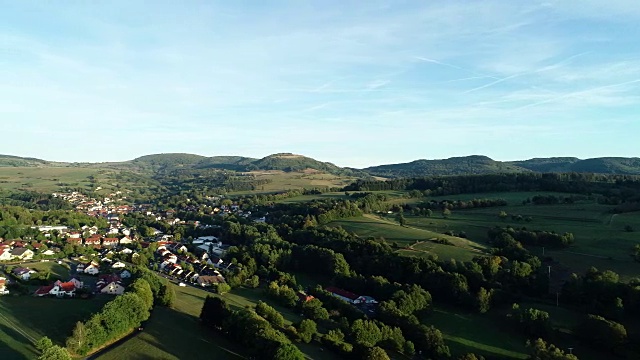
left=1, top=153, right=640, bottom=177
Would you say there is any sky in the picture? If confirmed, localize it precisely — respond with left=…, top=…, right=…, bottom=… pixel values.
left=1, top=1, right=639, bottom=168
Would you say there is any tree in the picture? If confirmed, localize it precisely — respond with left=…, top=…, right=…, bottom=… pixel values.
left=273, top=343, right=305, bottom=360
left=36, top=336, right=71, bottom=360
left=131, top=279, right=154, bottom=310
left=297, top=319, right=317, bottom=344
left=35, top=337, right=53, bottom=352
left=200, top=296, right=230, bottom=329
left=365, top=346, right=390, bottom=360
left=65, top=322, right=87, bottom=354
left=527, top=338, right=578, bottom=360
left=442, top=208, right=451, bottom=219
left=425, top=209, right=433, bottom=218
left=576, top=314, right=627, bottom=351
left=350, top=319, right=382, bottom=347
left=246, top=275, right=260, bottom=288
left=38, top=346, right=72, bottom=360
left=475, top=287, right=492, bottom=313
left=395, top=212, right=407, bottom=227
left=499, top=211, right=508, bottom=221
left=215, top=283, right=231, bottom=294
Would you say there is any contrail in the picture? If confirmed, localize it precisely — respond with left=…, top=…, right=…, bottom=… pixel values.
left=415, top=57, right=499, bottom=79
left=515, top=78, right=640, bottom=111
left=463, top=73, right=523, bottom=94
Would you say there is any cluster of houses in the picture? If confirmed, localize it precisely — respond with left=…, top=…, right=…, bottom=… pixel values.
left=0, top=246, right=35, bottom=261
left=156, top=243, right=227, bottom=288
left=33, top=272, right=128, bottom=298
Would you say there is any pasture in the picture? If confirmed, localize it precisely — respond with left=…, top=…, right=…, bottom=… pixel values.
left=0, top=296, right=110, bottom=360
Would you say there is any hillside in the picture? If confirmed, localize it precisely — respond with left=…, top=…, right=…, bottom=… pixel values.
left=364, top=155, right=529, bottom=177
left=0, top=155, right=50, bottom=167
left=508, top=157, right=580, bottom=172
left=249, top=153, right=366, bottom=176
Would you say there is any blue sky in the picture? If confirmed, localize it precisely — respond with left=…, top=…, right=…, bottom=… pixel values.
left=1, top=1, right=639, bottom=167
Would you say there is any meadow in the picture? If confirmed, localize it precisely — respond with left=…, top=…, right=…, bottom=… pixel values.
left=0, top=167, right=100, bottom=192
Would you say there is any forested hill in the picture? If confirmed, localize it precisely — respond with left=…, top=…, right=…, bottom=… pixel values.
left=363, top=155, right=529, bottom=177
left=364, top=155, right=640, bottom=177
left=2, top=153, right=640, bottom=177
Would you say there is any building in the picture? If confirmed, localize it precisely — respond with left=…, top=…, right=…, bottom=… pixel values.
left=325, top=287, right=377, bottom=305
left=10, top=248, right=34, bottom=260
left=0, top=277, right=8, bottom=295
left=12, top=267, right=35, bottom=281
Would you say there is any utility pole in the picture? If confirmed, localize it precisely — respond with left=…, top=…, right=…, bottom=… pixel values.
left=548, top=265, right=551, bottom=279
left=542, top=247, right=545, bottom=256
left=568, top=347, right=574, bottom=355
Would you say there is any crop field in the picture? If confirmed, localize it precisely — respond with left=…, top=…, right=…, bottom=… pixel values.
left=96, top=283, right=334, bottom=360
left=0, top=296, right=110, bottom=360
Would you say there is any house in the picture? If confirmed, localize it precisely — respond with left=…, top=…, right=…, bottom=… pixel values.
left=102, top=238, right=119, bottom=247
left=66, top=237, right=82, bottom=245
left=35, top=285, right=55, bottom=297
left=119, top=236, right=134, bottom=244
left=67, top=277, right=84, bottom=289
left=196, top=275, right=226, bottom=287
left=13, top=267, right=36, bottom=281
left=119, top=270, right=132, bottom=279
left=111, top=261, right=126, bottom=269
left=119, top=248, right=133, bottom=255
left=0, top=277, right=8, bottom=295
left=83, top=262, right=100, bottom=275
left=51, top=281, right=76, bottom=297
left=10, top=248, right=34, bottom=260
left=96, top=274, right=125, bottom=295
left=84, top=236, right=102, bottom=246
left=68, top=232, right=82, bottom=239
left=42, top=249, right=56, bottom=256
left=0, top=249, right=13, bottom=261
left=325, top=287, right=377, bottom=304
left=297, top=291, right=315, bottom=303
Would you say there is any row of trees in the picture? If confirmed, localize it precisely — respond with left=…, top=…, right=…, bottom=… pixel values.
left=488, top=227, right=575, bottom=248
left=65, top=278, right=153, bottom=355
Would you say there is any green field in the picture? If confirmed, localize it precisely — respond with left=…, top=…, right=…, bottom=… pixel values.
left=0, top=167, right=101, bottom=192
left=325, top=190, right=640, bottom=278
left=0, top=296, right=110, bottom=359
left=96, top=284, right=334, bottom=360
left=330, top=214, right=488, bottom=262
left=426, top=307, right=529, bottom=359
left=228, top=171, right=357, bottom=195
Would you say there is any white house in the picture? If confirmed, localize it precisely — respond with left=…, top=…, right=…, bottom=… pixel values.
left=97, top=281, right=125, bottom=295
left=12, top=267, right=36, bottom=281
left=119, top=236, right=134, bottom=244
left=84, top=263, right=100, bottom=275
left=111, top=261, right=126, bottom=269
left=119, top=248, right=133, bottom=255
left=0, top=249, right=13, bottom=261
left=10, top=248, right=34, bottom=260
left=42, top=249, right=56, bottom=256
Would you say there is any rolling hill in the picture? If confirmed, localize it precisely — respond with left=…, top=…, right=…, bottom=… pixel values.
left=1, top=153, right=640, bottom=179
left=363, top=155, right=529, bottom=177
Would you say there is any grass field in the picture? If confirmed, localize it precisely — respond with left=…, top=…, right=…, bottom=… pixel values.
left=96, top=283, right=335, bottom=360
left=228, top=171, right=357, bottom=195
left=330, top=214, right=488, bottom=262
left=0, top=167, right=102, bottom=192
left=0, top=296, right=110, bottom=360
left=426, top=307, right=529, bottom=359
